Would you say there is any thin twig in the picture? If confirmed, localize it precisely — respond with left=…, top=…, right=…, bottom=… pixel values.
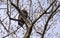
left=3, top=26, right=21, bottom=38
left=0, top=20, right=9, bottom=32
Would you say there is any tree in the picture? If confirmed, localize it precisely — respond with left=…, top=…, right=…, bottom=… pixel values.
left=0, top=0, right=60, bottom=38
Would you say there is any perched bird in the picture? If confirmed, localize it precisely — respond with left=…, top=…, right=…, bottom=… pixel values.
left=18, top=6, right=28, bottom=28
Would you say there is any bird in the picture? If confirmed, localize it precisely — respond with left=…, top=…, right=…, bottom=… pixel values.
left=18, top=6, right=28, bottom=28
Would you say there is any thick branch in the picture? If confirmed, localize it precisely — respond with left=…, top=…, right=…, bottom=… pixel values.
left=9, top=18, right=24, bottom=22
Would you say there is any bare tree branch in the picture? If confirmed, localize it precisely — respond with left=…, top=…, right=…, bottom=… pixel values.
left=0, top=20, right=9, bottom=32
left=3, top=26, right=21, bottom=38
left=9, top=18, right=25, bottom=22
left=34, top=26, right=42, bottom=35
left=41, top=4, right=60, bottom=38
left=32, top=0, right=56, bottom=25
left=16, top=0, right=19, bottom=7
left=23, top=0, right=57, bottom=38
left=9, top=0, right=21, bottom=14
